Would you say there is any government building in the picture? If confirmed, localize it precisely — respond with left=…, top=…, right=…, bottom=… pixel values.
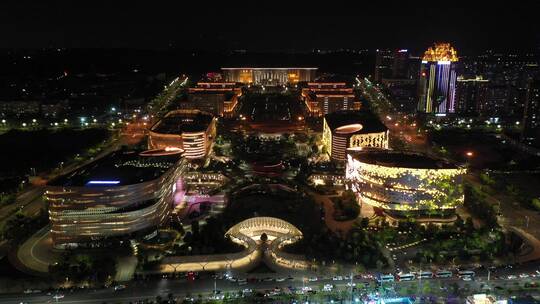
left=221, top=67, right=317, bottom=85
left=46, top=148, right=187, bottom=247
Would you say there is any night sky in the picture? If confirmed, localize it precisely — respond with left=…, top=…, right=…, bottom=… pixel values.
left=1, top=2, right=539, bottom=53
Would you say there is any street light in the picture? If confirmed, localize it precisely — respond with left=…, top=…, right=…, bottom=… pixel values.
left=466, top=151, right=474, bottom=157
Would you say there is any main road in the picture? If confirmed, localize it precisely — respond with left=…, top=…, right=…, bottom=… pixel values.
left=2, top=272, right=540, bottom=304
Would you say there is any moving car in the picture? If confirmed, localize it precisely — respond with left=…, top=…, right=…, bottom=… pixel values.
left=114, top=285, right=126, bottom=291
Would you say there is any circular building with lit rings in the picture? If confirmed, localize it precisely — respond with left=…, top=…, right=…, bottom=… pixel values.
left=346, top=150, right=466, bottom=218
left=322, top=111, right=388, bottom=161
left=148, top=109, right=217, bottom=160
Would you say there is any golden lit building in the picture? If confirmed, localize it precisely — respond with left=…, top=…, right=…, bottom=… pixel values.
left=322, top=111, right=388, bottom=161
left=46, top=149, right=187, bottom=247
left=148, top=110, right=217, bottom=160
left=346, top=150, right=466, bottom=218
left=221, top=67, right=317, bottom=85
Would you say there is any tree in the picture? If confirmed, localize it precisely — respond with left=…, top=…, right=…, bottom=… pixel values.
left=531, top=198, right=540, bottom=211
left=359, top=217, right=370, bottom=229
left=355, top=263, right=366, bottom=274
left=465, top=217, right=475, bottom=234
left=191, top=221, right=200, bottom=237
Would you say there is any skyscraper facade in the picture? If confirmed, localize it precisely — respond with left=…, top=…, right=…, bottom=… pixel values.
left=522, top=77, right=540, bottom=142
left=418, top=43, right=459, bottom=114
left=455, top=76, right=489, bottom=116
left=374, top=49, right=394, bottom=83
left=392, top=49, right=410, bottom=79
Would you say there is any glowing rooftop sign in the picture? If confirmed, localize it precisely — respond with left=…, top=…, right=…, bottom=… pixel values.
left=86, top=180, right=121, bottom=185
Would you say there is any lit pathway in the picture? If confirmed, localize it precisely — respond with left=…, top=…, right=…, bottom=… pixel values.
left=155, top=217, right=309, bottom=274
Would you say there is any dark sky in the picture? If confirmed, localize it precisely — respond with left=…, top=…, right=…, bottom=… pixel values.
left=1, top=2, right=539, bottom=53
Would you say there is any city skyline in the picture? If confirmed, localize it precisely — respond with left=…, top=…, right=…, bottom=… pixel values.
left=2, top=5, right=540, bottom=303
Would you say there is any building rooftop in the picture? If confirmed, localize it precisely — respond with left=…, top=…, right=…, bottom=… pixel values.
left=48, top=149, right=182, bottom=187
left=325, top=110, right=387, bottom=134
left=150, top=110, right=214, bottom=134
left=348, top=150, right=458, bottom=169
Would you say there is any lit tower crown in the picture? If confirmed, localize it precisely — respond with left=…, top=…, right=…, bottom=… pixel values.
left=422, top=43, right=459, bottom=63
left=418, top=42, right=459, bottom=114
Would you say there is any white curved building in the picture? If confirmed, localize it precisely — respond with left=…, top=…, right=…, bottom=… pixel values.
left=46, top=149, right=187, bottom=247
left=346, top=150, right=466, bottom=217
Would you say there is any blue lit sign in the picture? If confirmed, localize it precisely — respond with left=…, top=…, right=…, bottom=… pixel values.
left=86, top=180, right=120, bottom=185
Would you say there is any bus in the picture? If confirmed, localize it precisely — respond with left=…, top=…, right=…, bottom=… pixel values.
left=458, top=270, right=476, bottom=278
left=397, top=273, right=415, bottom=281
left=435, top=270, right=453, bottom=278
left=377, top=274, right=395, bottom=283
left=418, top=271, right=433, bottom=279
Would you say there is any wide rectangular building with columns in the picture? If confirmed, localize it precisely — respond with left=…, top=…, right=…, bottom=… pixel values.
left=221, top=67, right=317, bottom=85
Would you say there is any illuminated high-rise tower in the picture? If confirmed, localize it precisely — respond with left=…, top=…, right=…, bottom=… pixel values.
left=418, top=43, right=459, bottom=114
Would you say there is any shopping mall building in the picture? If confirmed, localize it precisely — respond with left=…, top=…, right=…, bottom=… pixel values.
left=346, top=150, right=466, bottom=219
left=46, top=149, right=187, bottom=247
left=148, top=109, right=217, bottom=160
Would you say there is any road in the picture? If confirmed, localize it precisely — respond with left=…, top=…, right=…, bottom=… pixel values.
left=356, top=78, right=428, bottom=152
left=0, top=186, right=43, bottom=223
left=3, top=271, right=540, bottom=304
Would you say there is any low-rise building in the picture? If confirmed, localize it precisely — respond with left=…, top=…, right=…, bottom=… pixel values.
left=182, top=82, right=242, bottom=117
left=302, top=82, right=360, bottom=116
